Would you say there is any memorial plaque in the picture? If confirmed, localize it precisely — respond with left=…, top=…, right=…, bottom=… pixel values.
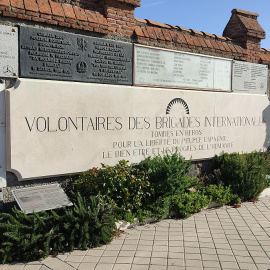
left=12, top=184, right=73, bottom=214
left=6, top=79, right=270, bottom=180
left=233, top=60, right=268, bottom=94
left=19, top=26, right=132, bottom=85
left=134, top=45, right=232, bottom=91
left=0, top=25, right=18, bottom=78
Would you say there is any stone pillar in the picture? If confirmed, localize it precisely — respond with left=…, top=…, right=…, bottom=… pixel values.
left=103, top=0, right=140, bottom=36
left=223, top=9, right=265, bottom=51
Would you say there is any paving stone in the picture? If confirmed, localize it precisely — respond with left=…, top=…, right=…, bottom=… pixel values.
left=65, top=255, right=84, bottom=263
left=118, top=251, right=136, bottom=257
left=151, top=252, right=168, bottom=258
left=77, top=262, right=96, bottom=270
left=135, top=251, right=152, bottom=257
left=95, top=263, right=114, bottom=270
left=237, top=262, right=258, bottom=270
left=98, top=257, right=117, bottom=264
left=148, top=265, right=167, bottom=270
left=121, top=245, right=137, bottom=251
left=116, top=257, right=134, bottom=264
left=184, top=253, right=201, bottom=260
left=42, top=259, right=75, bottom=270
left=21, top=266, right=42, bottom=270
left=150, top=257, right=167, bottom=266
left=167, top=258, right=184, bottom=266
left=131, top=265, right=149, bottom=270
left=113, top=264, right=132, bottom=270
left=185, top=259, right=202, bottom=267
left=133, top=257, right=151, bottom=265
left=5, top=264, right=25, bottom=270
left=202, top=260, right=221, bottom=268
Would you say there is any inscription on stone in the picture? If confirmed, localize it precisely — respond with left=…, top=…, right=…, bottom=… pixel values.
left=19, top=26, right=132, bottom=85
left=134, top=45, right=232, bottom=91
left=233, top=61, right=268, bottom=94
left=6, top=79, right=269, bottom=180
left=0, top=25, right=18, bottom=78
left=12, top=184, right=73, bottom=214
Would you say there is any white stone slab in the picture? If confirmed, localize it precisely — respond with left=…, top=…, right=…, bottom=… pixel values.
left=233, top=60, right=268, bottom=94
left=6, top=79, right=270, bottom=180
left=12, top=184, right=73, bottom=214
left=0, top=25, right=18, bottom=78
left=134, top=45, right=232, bottom=91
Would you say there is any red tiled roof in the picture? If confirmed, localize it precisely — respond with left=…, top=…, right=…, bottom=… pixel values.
left=0, top=0, right=108, bottom=34
left=134, top=18, right=248, bottom=59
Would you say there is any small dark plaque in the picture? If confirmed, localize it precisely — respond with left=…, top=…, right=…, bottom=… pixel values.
left=19, top=26, right=133, bottom=85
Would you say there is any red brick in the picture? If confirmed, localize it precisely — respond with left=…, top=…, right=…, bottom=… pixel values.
left=10, top=0, right=23, bottom=9
left=71, top=24, right=82, bottom=30
left=73, top=5, right=87, bottom=21
left=52, top=15, right=64, bottom=22
left=191, top=36, right=201, bottom=47
left=84, top=9, right=98, bottom=23
left=24, top=0, right=38, bottom=12
left=196, top=37, right=208, bottom=49
left=17, top=13, right=31, bottom=20
left=135, top=18, right=147, bottom=24
left=147, top=26, right=158, bottom=40
left=221, top=41, right=232, bottom=52
left=40, top=13, right=52, bottom=20
left=59, top=21, right=71, bottom=28
left=215, top=40, right=226, bottom=51
left=161, top=29, right=172, bottom=42
left=204, top=39, right=214, bottom=49
left=146, top=19, right=171, bottom=29
left=36, top=0, right=51, bottom=14
left=62, top=3, right=75, bottom=19
left=26, top=10, right=39, bottom=16
left=96, top=11, right=107, bottom=25
left=0, top=5, right=10, bottom=10
left=134, top=26, right=144, bottom=37
left=227, top=43, right=237, bottom=53
left=66, top=18, right=76, bottom=24
left=3, top=11, right=16, bottom=17
left=12, top=7, right=24, bottom=13
left=0, top=0, right=10, bottom=7
left=183, top=34, right=194, bottom=46
left=31, top=16, right=45, bottom=22
left=154, top=27, right=165, bottom=41
left=209, top=40, right=220, bottom=51
left=82, top=25, right=94, bottom=32
left=46, top=19, right=58, bottom=25
left=48, top=0, right=63, bottom=16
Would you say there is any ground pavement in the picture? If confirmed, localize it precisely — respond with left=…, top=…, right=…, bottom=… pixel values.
left=1, top=197, right=270, bottom=270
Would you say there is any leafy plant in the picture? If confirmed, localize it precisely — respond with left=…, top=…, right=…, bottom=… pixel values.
left=0, top=193, right=116, bottom=264
left=213, top=152, right=268, bottom=201
left=70, top=160, right=152, bottom=221
left=137, top=151, right=200, bottom=199
left=201, top=184, right=240, bottom=206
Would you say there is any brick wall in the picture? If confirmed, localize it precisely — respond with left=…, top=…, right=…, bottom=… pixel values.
left=0, top=0, right=269, bottom=65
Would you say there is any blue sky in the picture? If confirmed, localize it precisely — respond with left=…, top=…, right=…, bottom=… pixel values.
left=135, top=0, right=270, bottom=49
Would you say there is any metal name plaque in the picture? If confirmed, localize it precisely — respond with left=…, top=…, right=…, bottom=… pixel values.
left=19, top=26, right=132, bottom=85
left=0, top=25, right=18, bottom=78
left=12, top=184, right=73, bottom=214
left=134, top=45, right=232, bottom=91
left=233, top=61, right=268, bottom=95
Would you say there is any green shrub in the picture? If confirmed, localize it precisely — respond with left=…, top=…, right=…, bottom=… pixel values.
left=213, top=152, right=268, bottom=201
left=137, top=151, right=200, bottom=199
left=170, top=192, right=211, bottom=218
left=70, top=160, right=152, bottom=221
left=0, top=193, right=116, bottom=264
left=201, top=185, right=240, bottom=206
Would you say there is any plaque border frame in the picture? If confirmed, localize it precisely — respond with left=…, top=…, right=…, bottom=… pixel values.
left=133, top=44, right=233, bottom=92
